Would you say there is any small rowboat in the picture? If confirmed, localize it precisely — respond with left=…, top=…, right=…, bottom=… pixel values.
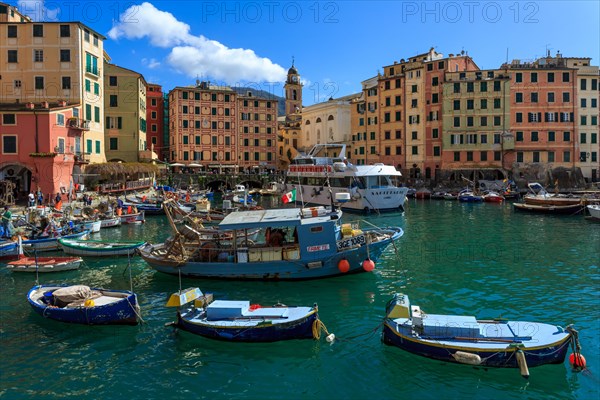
left=513, top=202, right=584, bottom=214
left=27, top=284, right=139, bottom=325
left=22, top=229, right=90, bottom=252
left=166, top=288, right=320, bottom=342
left=6, top=256, right=83, bottom=272
left=383, top=294, right=578, bottom=377
left=58, top=238, right=146, bottom=257
left=586, top=204, right=600, bottom=220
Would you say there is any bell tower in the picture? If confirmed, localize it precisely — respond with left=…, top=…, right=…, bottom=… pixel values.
left=284, top=60, right=302, bottom=115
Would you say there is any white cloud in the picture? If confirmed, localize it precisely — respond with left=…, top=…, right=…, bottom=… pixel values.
left=17, top=0, right=59, bottom=21
left=142, top=58, right=161, bottom=69
left=108, top=2, right=286, bottom=84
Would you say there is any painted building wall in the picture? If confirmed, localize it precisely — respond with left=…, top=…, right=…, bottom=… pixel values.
left=104, top=63, right=147, bottom=162
left=146, top=84, right=165, bottom=160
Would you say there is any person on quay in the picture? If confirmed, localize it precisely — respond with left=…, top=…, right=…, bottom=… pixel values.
left=1, top=206, right=13, bottom=238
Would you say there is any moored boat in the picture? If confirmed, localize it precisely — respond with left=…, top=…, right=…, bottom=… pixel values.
left=513, top=202, right=584, bottom=214
left=587, top=204, right=600, bottom=220
left=524, top=183, right=582, bottom=206
left=166, top=288, right=320, bottom=342
left=99, top=216, right=121, bottom=229
left=382, top=294, right=578, bottom=376
left=58, top=238, right=146, bottom=257
left=482, top=191, right=505, bottom=203
left=140, top=202, right=404, bottom=280
left=119, top=211, right=145, bottom=224
left=458, top=189, right=483, bottom=203
left=22, top=228, right=90, bottom=252
left=0, top=239, right=22, bottom=261
left=6, top=256, right=83, bottom=272
left=282, top=144, right=408, bottom=213
left=27, top=284, right=139, bottom=325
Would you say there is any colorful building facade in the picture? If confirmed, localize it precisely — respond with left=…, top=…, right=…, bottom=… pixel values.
left=146, top=84, right=165, bottom=160
left=103, top=63, right=149, bottom=162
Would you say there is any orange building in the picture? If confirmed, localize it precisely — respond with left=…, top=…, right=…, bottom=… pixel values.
left=168, top=82, right=278, bottom=171
left=146, top=84, right=165, bottom=160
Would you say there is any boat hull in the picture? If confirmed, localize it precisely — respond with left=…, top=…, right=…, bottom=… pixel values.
left=99, top=217, right=121, bottom=228
left=382, top=322, right=571, bottom=368
left=119, top=211, right=145, bottom=224
left=59, top=239, right=145, bottom=257
left=22, top=229, right=90, bottom=252
left=291, top=185, right=408, bottom=213
left=140, top=228, right=402, bottom=280
left=0, top=241, right=21, bottom=261
left=176, top=308, right=318, bottom=342
left=27, top=285, right=138, bottom=325
left=7, top=257, right=82, bottom=272
left=513, top=202, right=584, bottom=214
left=587, top=205, right=600, bottom=220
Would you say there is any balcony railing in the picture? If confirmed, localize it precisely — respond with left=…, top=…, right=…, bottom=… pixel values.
left=67, top=118, right=90, bottom=131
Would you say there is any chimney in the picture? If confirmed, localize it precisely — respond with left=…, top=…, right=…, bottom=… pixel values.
left=25, top=102, right=35, bottom=110
left=41, top=101, right=49, bottom=109
left=58, top=100, right=67, bottom=107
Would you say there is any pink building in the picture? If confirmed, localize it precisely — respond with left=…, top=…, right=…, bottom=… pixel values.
left=0, top=101, right=89, bottom=201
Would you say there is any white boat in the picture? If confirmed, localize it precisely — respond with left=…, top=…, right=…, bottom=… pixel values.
left=587, top=204, right=600, bottom=220
left=73, top=220, right=101, bottom=233
left=282, top=144, right=408, bottom=213
left=99, top=216, right=121, bottom=229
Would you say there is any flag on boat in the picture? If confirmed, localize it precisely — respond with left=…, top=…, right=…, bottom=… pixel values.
left=281, top=188, right=297, bottom=204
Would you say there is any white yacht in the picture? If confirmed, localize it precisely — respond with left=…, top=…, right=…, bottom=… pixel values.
left=282, top=144, right=408, bottom=213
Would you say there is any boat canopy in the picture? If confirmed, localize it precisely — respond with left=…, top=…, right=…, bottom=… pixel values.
left=218, top=208, right=338, bottom=230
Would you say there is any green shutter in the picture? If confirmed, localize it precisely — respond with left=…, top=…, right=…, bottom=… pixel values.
left=117, top=117, right=122, bottom=129
left=94, top=106, right=100, bottom=123
left=95, top=140, right=100, bottom=154
left=85, top=104, right=91, bottom=120
left=86, top=139, right=92, bottom=153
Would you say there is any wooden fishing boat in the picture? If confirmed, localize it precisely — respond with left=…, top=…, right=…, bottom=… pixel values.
left=123, top=201, right=164, bottom=215
left=166, top=288, right=319, bottom=342
left=139, top=200, right=404, bottom=280
left=0, top=239, right=22, bottom=261
left=73, top=219, right=101, bottom=233
left=27, top=284, right=139, bottom=325
left=58, top=238, right=146, bottom=257
left=99, top=216, right=121, bottom=229
left=119, top=211, right=145, bottom=224
left=6, top=256, right=83, bottom=272
left=513, top=202, right=584, bottom=215
left=382, top=294, right=577, bottom=377
left=22, top=229, right=90, bottom=252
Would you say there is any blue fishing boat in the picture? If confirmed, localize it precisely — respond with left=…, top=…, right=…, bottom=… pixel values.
left=123, top=201, right=164, bottom=215
left=27, top=284, right=139, bottom=325
left=457, top=189, right=484, bottom=203
left=139, top=204, right=404, bottom=280
left=166, top=288, right=319, bottom=342
left=382, top=294, right=577, bottom=377
left=0, top=239, right=22, bottom=261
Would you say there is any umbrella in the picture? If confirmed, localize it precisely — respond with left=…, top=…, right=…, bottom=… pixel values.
left=169, top=163, right=185, bottom=167
left=188, top=163, right=203, bottom=168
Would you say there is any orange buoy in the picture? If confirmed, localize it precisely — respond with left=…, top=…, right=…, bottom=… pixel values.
left=569, top=353, right=586, bottom=369
left=362, top=258, right=375, bottom=272
left=338, top=258, right=350, bottom=273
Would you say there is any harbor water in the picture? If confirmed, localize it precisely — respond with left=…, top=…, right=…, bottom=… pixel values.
left=1, top=198, right=599, bottom=399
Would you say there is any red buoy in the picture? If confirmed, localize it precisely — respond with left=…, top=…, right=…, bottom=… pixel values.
left=338, top=258, right=350, bottom=273
left=362, top=258, right=375, bottom=272
left=569, top=353, right=586, bottom=369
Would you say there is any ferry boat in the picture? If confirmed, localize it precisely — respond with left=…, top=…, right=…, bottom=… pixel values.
left=282, top=144, right=408, bottom=213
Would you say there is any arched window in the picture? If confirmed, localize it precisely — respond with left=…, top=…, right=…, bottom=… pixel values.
left=292, top=90, right=297, bottom=100
left=305, top=120, right=311, bottom=125
left=316, top=117, right=322, bottom=123
left=328, top=115, right=334, bottom=121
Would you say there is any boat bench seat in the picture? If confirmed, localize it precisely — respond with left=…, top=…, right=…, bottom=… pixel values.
left=242, top=308, right=289, bottom=318
left=420, top=314, right=481, bottom=338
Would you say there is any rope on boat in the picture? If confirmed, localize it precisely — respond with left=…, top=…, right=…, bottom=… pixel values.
left=312, top=318, right=332, bottom=340
left=566, top=325, right=586, bottom=372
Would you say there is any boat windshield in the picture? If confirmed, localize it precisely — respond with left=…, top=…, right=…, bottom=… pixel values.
left=364, top=175, right=395, bottom=189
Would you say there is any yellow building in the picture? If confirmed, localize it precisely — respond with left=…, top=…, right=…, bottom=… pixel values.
left=104, top=63, right=150, bottom=162
left=0, top=2, right=106, bottom=163
left=350, top=76, right=378, bottom=165
left=301, top=94, right=359, bottom=149
left=278, top=63, right=303, bottom=169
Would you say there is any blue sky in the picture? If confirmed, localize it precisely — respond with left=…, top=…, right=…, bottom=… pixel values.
left=14, top=0, right=600, bottom=105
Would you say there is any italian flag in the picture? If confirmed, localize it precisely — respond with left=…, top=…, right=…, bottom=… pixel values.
left=281, top=188, right=297, bottom=204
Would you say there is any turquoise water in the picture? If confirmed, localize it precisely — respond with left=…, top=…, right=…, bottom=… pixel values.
left=1, top=199, right=599, bottom=399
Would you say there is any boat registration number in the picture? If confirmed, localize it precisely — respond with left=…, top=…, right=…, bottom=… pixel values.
left=336, top=235, right=366, bottom=250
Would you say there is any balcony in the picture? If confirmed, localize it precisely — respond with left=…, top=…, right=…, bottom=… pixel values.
left=74, top=152, right=91, bottom=164
left=67, top=118, right=90, bottom=131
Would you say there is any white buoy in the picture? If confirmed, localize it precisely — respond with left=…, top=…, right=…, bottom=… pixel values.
left=452, top=351, right=482, bottom=365
left=326, top=333, right=336, bottom=343
left=516, top=350, right=530, bottom=379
